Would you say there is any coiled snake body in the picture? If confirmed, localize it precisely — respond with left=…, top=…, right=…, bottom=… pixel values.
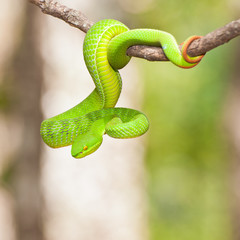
left=40, top=19, right=204, bottom=158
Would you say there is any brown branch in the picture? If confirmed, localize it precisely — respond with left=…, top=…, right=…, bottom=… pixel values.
left=29, top=0, right=240, bottom=61
left=29, top=0, right=94, bottom=33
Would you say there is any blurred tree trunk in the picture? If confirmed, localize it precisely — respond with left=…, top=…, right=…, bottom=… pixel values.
left=225, top=38, right=240, bottom=240
left=9, top=2, right=44, bottom=240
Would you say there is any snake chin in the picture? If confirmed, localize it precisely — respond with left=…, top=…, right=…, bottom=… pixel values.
left=72, top=141, right=103, bottom=159
left=71, top=132, right=103, bottom=159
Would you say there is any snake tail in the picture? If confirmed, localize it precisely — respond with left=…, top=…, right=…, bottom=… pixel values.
left=107, top=28, right=204, bottom=69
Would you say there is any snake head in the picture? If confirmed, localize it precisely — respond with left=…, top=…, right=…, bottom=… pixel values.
left=71, top=132, right=103, bottom=159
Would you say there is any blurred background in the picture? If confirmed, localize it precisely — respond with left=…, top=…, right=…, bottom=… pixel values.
left=0, top=0, right=240, bottom=239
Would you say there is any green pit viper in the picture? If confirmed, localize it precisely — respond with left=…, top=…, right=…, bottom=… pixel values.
left=40, top=19, right=204, bottom=158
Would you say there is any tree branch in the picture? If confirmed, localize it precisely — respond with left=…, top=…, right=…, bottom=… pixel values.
left=29, top=0, right=240, bottom=61
left=29, top=0, right=94, bottom=33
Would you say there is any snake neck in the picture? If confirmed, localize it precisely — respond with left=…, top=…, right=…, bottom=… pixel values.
left=83, top=19, right=129, bottom=108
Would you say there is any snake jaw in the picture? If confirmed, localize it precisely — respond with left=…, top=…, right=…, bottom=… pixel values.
left=71, top=131, right=104, bottom=159
left=71, top=140, right=103, bottom=159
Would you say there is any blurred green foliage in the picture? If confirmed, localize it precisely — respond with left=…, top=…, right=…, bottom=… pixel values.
left=126, top=0, right=237, bottom=239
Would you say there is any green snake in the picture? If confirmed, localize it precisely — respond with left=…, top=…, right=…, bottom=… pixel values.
left=40, top=19, right=204, bottom=158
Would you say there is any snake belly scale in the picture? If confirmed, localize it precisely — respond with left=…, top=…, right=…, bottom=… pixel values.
left=40, top=19, right=204, bottom=158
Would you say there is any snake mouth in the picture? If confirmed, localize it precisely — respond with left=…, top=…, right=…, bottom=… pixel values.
left=72, top=140, right=103, bottom=159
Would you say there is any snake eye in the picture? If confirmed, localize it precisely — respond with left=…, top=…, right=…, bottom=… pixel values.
left=83, top=146, right=88, bottom=151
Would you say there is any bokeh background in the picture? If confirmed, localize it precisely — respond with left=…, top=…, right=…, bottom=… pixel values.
left=0, top=0, right=240, bottom=240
